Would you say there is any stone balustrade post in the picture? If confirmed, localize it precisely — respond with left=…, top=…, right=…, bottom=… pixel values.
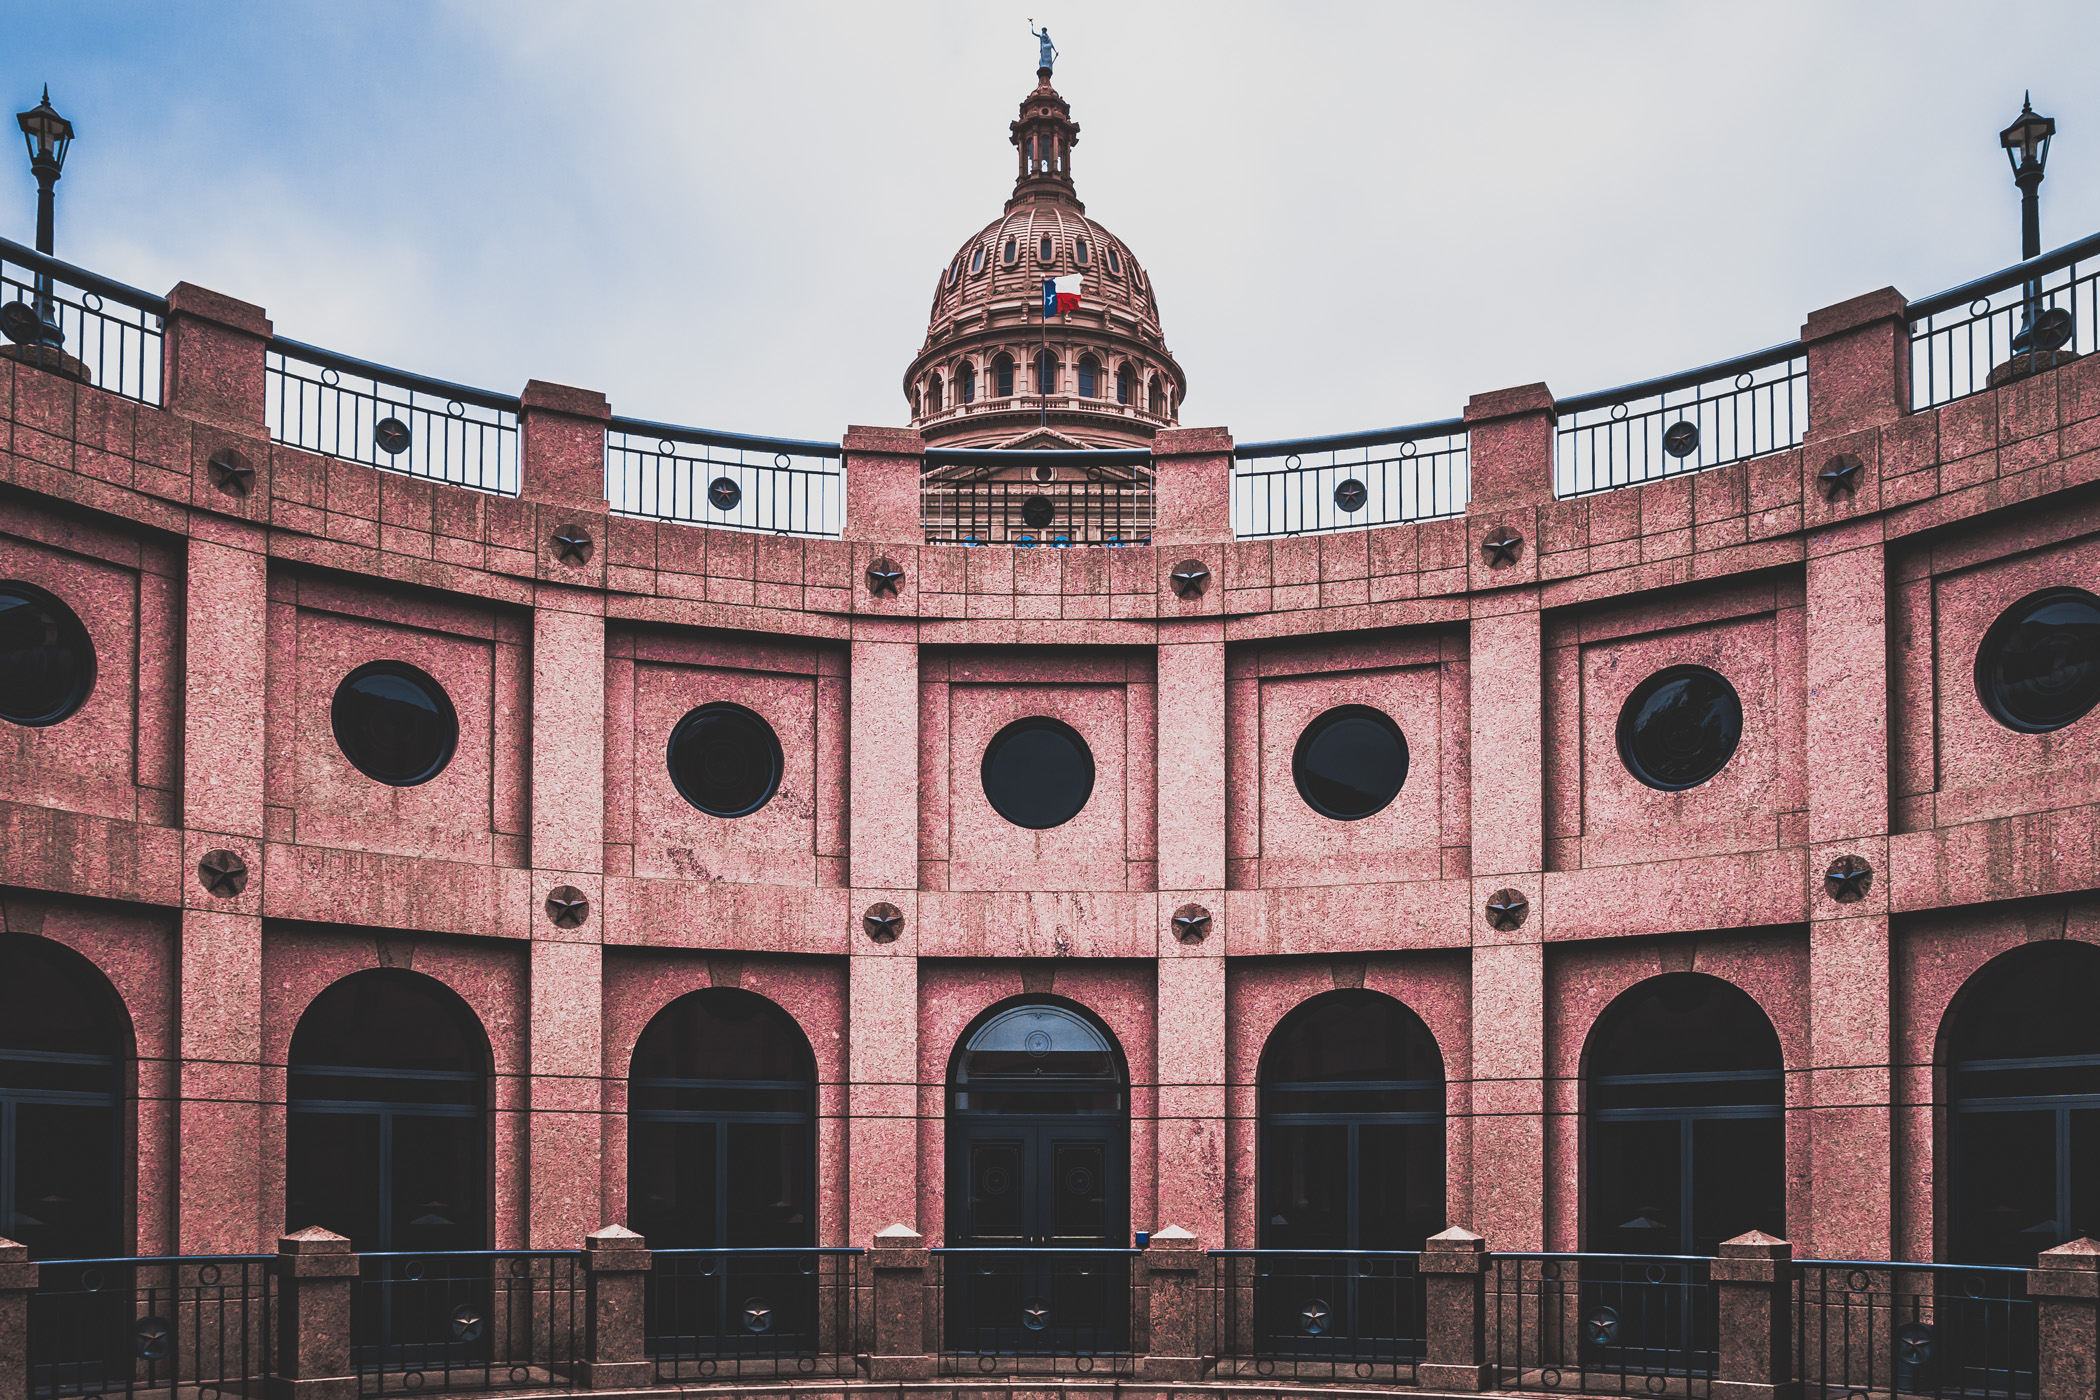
left=1419, top=1226, right=1492, bottom=1391
left=1802, top=287, right=1910, bottom=443
left=270, top=1227, right=358, bottom=1400
left=1139, top=1226, right=1203, bottom=1380
left=578, top=1224, right=651, bottom=1390
left=2030, top=1238, right=2100, bottom=1400
left=519, top=379, right=611, bottom=512
left=1712, top=1230, right=1796, bottom=1400
left=164, top=282, right=271, bottom=432
left=0, top=1236, right=35, bottom=1400
left=842, top=426, right=925, bottom=544
left=867, top=1224, right=932, bottom=1380
left=1151, top=425, right=1235, bottom=548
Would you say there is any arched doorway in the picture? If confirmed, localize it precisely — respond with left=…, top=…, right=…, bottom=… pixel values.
left=945, top=1000, right=1129, bottom=1356
left=1946, top=941, right=2100, bottom=1264
left=629, top=989, right=822, bottom=1365
left=0, top=934, right=127, bottom=1259
left=286, top=970, right=489, bottom=1251
left=1585, top=972, right=1784, bottom=1256
left=1253, top=990, right=1443, bottom=1359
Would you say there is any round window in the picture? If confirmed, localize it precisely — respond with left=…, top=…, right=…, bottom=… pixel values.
left=0, top=581, right=95, bottom=726
left=667, top=702, right=784, bottom=818
left=331, top=661, right=458, bottom=786
left=1975, top=586, right=2100, bottom=733
left=981, top=716, right=1094, bottom=829
left=1292, top=705, right=1408, bottom=820
left=1616, top=665, right=1743, bottom=791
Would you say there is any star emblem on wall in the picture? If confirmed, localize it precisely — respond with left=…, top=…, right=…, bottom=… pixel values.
left=1824, top=855, right=1873, bottom=904
left=1480, top=526, right=1524, bottom=569
left=1170, top=560, right=1211, bottom=599
left=1819, top=453, right=1864, bottom=500
left=550, top=525, right=594, bottom=566
left=197, top=849, right=249, bottom=898
left=1484, top=888, right=1530, bottom=932
left=545, top=885, right=591, bottom=929
left=866, top=558, right=905, bottom=597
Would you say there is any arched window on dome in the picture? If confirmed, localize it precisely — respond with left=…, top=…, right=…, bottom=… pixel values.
left=1148, top=376, right=1165, bottom=416
left=1105, top=246, right=1122, bottom=277
left=970, top=245, right=986, bottom=275
left=928, top=374, right=943, bottom=412
left=1075, top=238, right=1089, bottom=266
left=960, top=362, right=976, bottom=405
left=947, top=258, right=961, bottom=288
left=1003, top=237, right=1018, bottom=267
left=1035, top=351, right=1057, bottom=395
left=1077, top=356, right=1099, bottom=399
left=1115, top=364, right=1133, bottom=406
left=1039, top=235, right=1054, bottom=264
left=994, top=354, right=1015, bottom=398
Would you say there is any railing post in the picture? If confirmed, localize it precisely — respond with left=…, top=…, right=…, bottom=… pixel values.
left=868, top=1225, right=932, bottom=1380
left=578, top=1224, right=651, bottom=1390
left=1419, top=1227, right=1492, bottom=1391
left=1802, top=287, right=1910, bottom=443
left=1152, top=426, right=1235, bottom=547
left=1463, top=381, right=1555, bottom=514
left=270, top=1227, right=358, bottom=1400
left=518, top=379, right=611, bottom=511
left=0, top=1236, right=33, bottom=1400
left=2030, top=1238, right=2100, bottom=1400
left=1139, top=1226, right=1202, bottom=1380
left=1713, top=1230, right=1797, bottom=1400
left=164, top=282, right=271, bottom=431
left=841, top=426, right=924, bottom=543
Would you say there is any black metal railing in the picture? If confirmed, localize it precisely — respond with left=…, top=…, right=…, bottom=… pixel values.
left=643, top=1247, right=861, bottom=1381
left=351, top=1251, right=579, bottom=1395
left=29, top=1255, right=274, bottom=1400
left=932, top=1247, right=1139, bottom=1376
left=0, top=237, right=164, bottom=406
left=1208, top=1249, right=1423, bottom=1382
left=605, top=420, right=842, bottom=537
left=1556, top=345, right=1807, bottom=499
left=921, top=447, right=1155, bottom=546
left=1909, top=230, right=2100, bottom=410
left=266, top=340, right=519, bottom=495
left=1487, top=1253, right=1715, bottom=1396
left=1232, top=422, right=1469, bottom=538
left=1796, top=1260, right=2035, bottom=1400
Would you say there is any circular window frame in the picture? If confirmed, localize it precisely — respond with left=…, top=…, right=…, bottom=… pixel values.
left=0, top=579, right=97, bottom=727
left=1290, top=704, right=1410, bottom=821
left=1614, top=664, right=1744, bottom=792
left=665, top=700, right=786, bottom=819
left=980, top=715, right=1095, bottom=830
left=330, top=659, right=459, bottom=787
left=1974, top=585, right=2100, bottom=734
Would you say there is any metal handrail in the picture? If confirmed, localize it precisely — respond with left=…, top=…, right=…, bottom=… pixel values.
left=1907, top=230, right=2100, bottom=321
left=609, top=414, right=841, bottom=460
left=1207, top=1248, right=1423, bottom=1257
left=266, top=335, right=519, bottom=414
left=36, top=1252, right=274, bottom=1266
left=650, top=1245, right=864, bottom=1255
left=0, top=234, right=168, bottom=314
left=1236, top=417, right=1465, bottom=461
left=1556, top=340, right=1803, bottom=418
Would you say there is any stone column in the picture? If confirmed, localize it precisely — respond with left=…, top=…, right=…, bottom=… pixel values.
left=0, top=1237, right=34, bottom=1400
left=841, top=426, right=924, bottom=543
left=1712, top=1230, right=1795, bottom=1400
left=578, top=1225, right=652, bottom=1391
left=1139, top=1226, right=1204, bottom=1379
left=2030, top=1239, right=2100, bottom=1400
left=1418, top=1227, right=1492, bottom=1392
left=164, top=282, right=271, bottom=432
left=518, top=380, right=610, bottom=511
left=867, top=1224, right=932, bottom=1380
left=270, top=1227, right=358, bottom=1400
left=1151, top=425, right=1234, bottom=549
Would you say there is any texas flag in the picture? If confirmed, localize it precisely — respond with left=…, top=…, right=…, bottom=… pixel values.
left=1042, top=273, right=1083, bottom=317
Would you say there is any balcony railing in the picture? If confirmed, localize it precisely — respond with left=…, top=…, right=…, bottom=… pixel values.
left=1909, top=230, right=2100, bottom=410
left=0, top=236, right=164, bottom=407
left=1232, top=421, right=1470, bottom=538
left=605, top=420, right=843, bottom=537
left=643, top=1247, right=861, bottom=1381
left=921, top=447, right=1154, bottom=545
left=266, top=340, right=519, bottom=495
left=1796, top=1259, right=2034, bottom=1400
left=30, top=1254, right=274, bottom=1400
left=350, top=1250, right=580, bottom=1396
left=1487, top=1252, right=1717, bottom=1396
left=1555, top=344, right=1807, bottom=499
left=1208, top=1249, right=1424, bottom=1382
left=931, top=1247, right=1140, bottom=1376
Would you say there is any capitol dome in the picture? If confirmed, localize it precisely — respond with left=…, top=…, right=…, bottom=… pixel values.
left=904, top=57, right=1187, bottom=450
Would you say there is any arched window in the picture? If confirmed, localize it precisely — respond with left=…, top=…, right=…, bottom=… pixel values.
left=1148, top=377, right=1165, bottom=416
left=629, top=989, right=815, bottom=1249
left=1078, top=356, right=1099, bottom=398
left=946, top=1000, right=1129, bottom=1353
left=994, top=354, right=1015, bottom=399
left=1075, top=238, right=1089, bottom=265
left=287, top=969, right=489, bottom=1252
left=1039, top=235, right=1054, bottom=263
left=960, top=362, right=977, bottom=404
left=1586, top=973, right=1783, bottom=1257
left=1035, top=351, right=1057, bottom=395
left=1115, top=365, right=1132, bottom=406
left=1003, top=238, right=1018, bottom=266
left=1105, top=247, right=1122, bottom=277
left=1946, top=941, right=2100, bottom=1264
left=928, top=374, right=944, bottom=412
left=971, top=246, right=986, bottom=274
left=947, top=259, right=961, bottom=288
left=0, top=934, right=127, bottom=1259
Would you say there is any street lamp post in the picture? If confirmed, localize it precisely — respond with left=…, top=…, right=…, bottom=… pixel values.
left=14, top=86, right=74, bottom=346
left=2001, top=93, right=2058, bottom=351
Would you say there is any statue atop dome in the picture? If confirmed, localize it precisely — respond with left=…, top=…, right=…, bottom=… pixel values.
left=1029, top=21, right=1057, bottom=74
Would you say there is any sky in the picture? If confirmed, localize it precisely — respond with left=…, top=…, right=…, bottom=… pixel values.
left=6, top=2, right=2100, bottom=445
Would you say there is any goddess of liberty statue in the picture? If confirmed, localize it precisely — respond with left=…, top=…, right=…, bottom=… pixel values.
left=1029, top=22, right=1057, bottom=73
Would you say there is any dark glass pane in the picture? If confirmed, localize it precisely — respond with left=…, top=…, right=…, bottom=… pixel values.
left=1690, top=1117, right=1784, bottom=1255
left=632, top=989, right=813, bottom=1084
left=1040, top=236, right=1053, bottom=261
left=1263, top=1123, right=1348, bottom=1250
left=1975, top=587, right=2100, bottom=732
left=12, top=1102, right=119, bottom=1259
left=0, top=582, right=95, bottom=726
left=725, top=1122, right=810, bottom=1246
left=1615, top=665, right=1743, bottom=791
left=1263, top=990, right=1443, bottom=1085
left=330, top=661, right=457, bottom=786
left=289, top=970, right=486, bottom=1077
left=666, top=702, right=783, bottom=818
left=1588, top=974, right=1783, bottom=1081
left=969, top=1141, right=1024, bottom=1240
left=1589, top=1119, right=1683, bottom=1254
left=628, top=1119, right=717, bottom=1249
left=1050, top=1140, right=1108, bottom=1241
left=2070, top=1109, right=2100, bottom=1243
left=980, top=716, right=1094, bottom=829
left=1593, top=1072, right=1784, bottom=1112
left=286, top=1110, right=382, bottom=1246
left=391, top=1112, right=483, bottom=1251
left=1357, top=1123, right=1426, bottom=1249
left=1949, top=941, right=2100, bottom=1063
left=1956, top=1109, right=2058, bottom=1265
left=1291, top=705, right=1408, bottom=819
